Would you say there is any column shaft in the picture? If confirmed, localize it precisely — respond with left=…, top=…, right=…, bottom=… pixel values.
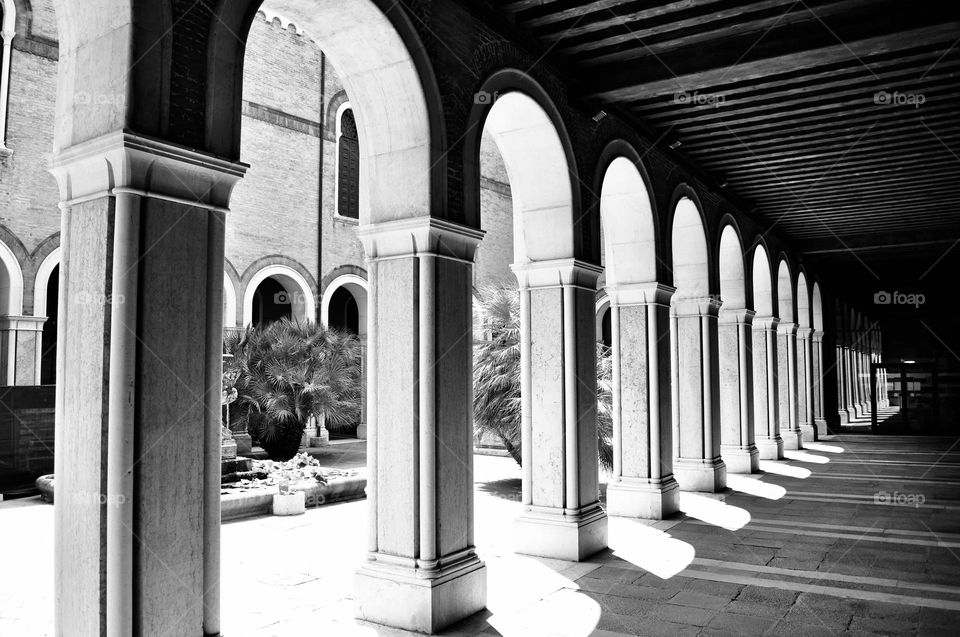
left=513, top=259, right=608, bottom=559
left=606, top=283, right=679, bottom=518
left=354, top=218, right=486, bottom=633
left=672, top=297, right=726, bottom=492
left=778, top=322, right=802, bottom=449
left=797, top=327, right=815, bottom=441
left=752, top=316, right=782, bottom=458
left=718, top=309, right=758, bottom=473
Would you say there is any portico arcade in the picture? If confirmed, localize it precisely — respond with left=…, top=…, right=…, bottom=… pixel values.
left=44, top=0, right=876, bottom=635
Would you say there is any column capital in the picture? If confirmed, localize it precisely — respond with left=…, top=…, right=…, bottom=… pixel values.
left=753, top=315, right=780, bottom=330
left=512, top=259, right=603, bottom=290
left=796, top=326, right=814, bottom=339
left=777, top=321, right=798, bottom=335
left=607, top=281, right=675, bottom=307
left=812, top=329, right=824, bottom=342
left=358, top=216, right=484, bottom=262
left=672, top=295, right=722, bottom=317
left=0, top=315, right=46, bottom=331
left=49, top=131, right=248, bottom=211
left=718, top=307, right=755, bottom=325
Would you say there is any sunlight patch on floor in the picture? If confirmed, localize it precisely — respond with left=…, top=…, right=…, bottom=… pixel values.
left=726, top=474, right=786, bottom=500
left=759, top=461, right=812, bottom=478
left=784, top=450, right=830, bottom=464
left=804, top=442, right=844, bottom=454
left=609, top=518, right=696, bottom=579
left=679, top=492, right=751, bottom=530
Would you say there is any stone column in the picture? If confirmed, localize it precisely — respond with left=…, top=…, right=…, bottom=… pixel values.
left=842, top=340, right=856, bottom=422
left=671, top=297, right=726, bottom=492
left=797, top=326, right=816, bottom=441
left=0, top=25, right=14, bottom=152
left=718, top=308, right=759, bottom=473
left=752, top=315, right=782, bottom=458
left=50, top=132, right=244, bottom=636
left=354, top=218, right=487, bottom=633
left=0, top=316, right=46, bottom=384
left=777, top=322, right=802, bottom=449
left=606, top=282, right=679, bottom=519
left=812, top=330, right=828, bottom=435
left=512, top=259, right=608, bottom=559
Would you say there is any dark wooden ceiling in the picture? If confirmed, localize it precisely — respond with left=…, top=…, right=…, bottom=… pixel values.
left=492, top=0, right=960, bottom=276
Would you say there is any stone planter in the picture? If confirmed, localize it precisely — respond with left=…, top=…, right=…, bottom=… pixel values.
left=272, top=490, right=305, bottom=516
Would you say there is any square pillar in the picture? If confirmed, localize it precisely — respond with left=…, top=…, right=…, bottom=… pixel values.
left=354, top=218, right=487, bottom=633
left=50, top=132, right=245, bottom=637
left=718, top=308, right=759, bottom=473
left=0, top=316, right=46, bottom=384
left=777, top=322, right=802, bottom=450
left=512, top=260, right=608, bottom=560
left=812, top=331, right=827, bottom=434
left=797, top=327, right=816, bottom=441
left=606, top=283, right=679, bottom=519
left=752, top=316, right=782, bottom=459
left=671, top=297, right=726, bottom=492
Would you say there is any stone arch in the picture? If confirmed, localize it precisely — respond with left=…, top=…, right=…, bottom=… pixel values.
left=751, top=241, right=774, bottom=316
left=797, top=271, right=811, bottom=328
left=223, top=271, right=238, bottom=329
left=595, top=292, right=611, bottom=346
left=670, top=193, right=710, bottom=299
left=597, top=142, right=658, bottom=287
left=207, top=0, right=445, bottom=225
left=718, top=221, right=746, bottom=310
left=0, top=236, right=23, bottom=315
left=242, top=263, right=316, bottom=326
left=777, top=257, right=795, bottom=322
left=812, top=282, right=824, bottom=331
left=320, top=272, right=368, bottom=337
left=464, top=69, right=580, bottom=261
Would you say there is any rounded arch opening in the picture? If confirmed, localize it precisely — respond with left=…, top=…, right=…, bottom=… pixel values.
left=0, top=238, right=23, bottom=316
left=595, top=295, right=611, bottom=347
left=223, top=271, right=237, bottom=329
left=718, top=224, right=746, bottom=310
left=320, top=274, right=368, bottom=337
left=243, top=265, right=315, bottom=327
left=777, top=259, right=794, bottom=322
left=751, top=243, right=774, bottom=316
left=600, top=154, right=657, bottom=286
left=481, top=88, right=575, bottom=264
left=208, top=0, right=442, bottom=224
left=796, top=272, right=811, bottom=328
left=812, top=282, right=824, bottom=332
left=671, top=196, right=709, bottom=299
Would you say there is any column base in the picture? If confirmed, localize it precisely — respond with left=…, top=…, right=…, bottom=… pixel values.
left=356, top=423, right=367, bottom=439
left=838, top=410, right=851, bottom=424
left=674, top=457, right=726, bottom=492
left=514, top=502, right=608, bottom=561
left=721, top=445, right=760, bottom=474
left=355, top=550, right=486, bottom=633
left=814, top=418, right=828, bottom=437
left=756, top=435, right=784, bottom=460
left=782, top=430, right=803, bottom=450
left=799, top=423, right=817, bottom=442
left=606, top=476, right=680, bottom=519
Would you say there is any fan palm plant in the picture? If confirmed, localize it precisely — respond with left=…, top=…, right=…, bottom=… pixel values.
left=224, top=319, right=362, bottom=460
left=473, top=284, right=614, bottom=471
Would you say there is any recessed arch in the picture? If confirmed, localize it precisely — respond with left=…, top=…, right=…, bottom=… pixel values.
left=334, top=101, right=360, bottom=220
left=670, top=195, right=709, bottom=299
left=0, top=237, right=23, bottom=315
left=599, top=150, right=657, bottom=286
left=751, top=242, right=774, bottom=316
left=320, top=273, right=368, bottom=337
left=242, top=264, right=315, bottom=327
left=595, top=293, right=611, bottom=346
left=777, top=258, right=794, bottom=322
left=796, top=271, right=811, bottom=328
left=718, top=223, right=746, bottom=310
left=33, top=246, right=60, bottom=318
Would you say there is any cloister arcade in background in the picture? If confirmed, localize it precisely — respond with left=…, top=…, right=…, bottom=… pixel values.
left=5, top=0, right=887, bottom=634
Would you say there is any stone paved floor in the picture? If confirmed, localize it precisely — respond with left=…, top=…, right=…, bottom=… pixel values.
left=1, top=432, right=959, bottom=635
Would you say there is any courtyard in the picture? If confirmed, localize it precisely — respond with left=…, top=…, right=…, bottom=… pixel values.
left=3, top=431, right=959, bottom=636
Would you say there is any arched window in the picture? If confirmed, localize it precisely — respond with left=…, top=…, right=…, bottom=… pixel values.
left=327, top=286, right=359, bottom=334
left=336, top=106, right=360, bottom=219
left=0, top=0, right=15, bottom=151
